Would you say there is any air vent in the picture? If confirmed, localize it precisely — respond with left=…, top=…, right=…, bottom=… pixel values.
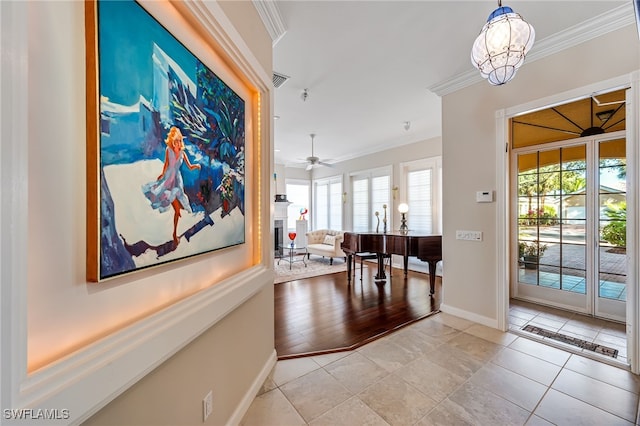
left=272, top=72, right=290, bottom=88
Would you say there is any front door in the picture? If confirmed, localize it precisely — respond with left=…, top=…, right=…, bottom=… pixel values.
left=512, top=133, right=627, bottom=322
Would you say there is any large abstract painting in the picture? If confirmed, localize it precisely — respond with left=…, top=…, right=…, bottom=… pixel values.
left=86, top=0, right=246, bottom=281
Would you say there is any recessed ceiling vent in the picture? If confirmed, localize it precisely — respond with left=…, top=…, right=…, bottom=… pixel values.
left=273, top=72, right=290, bottom=88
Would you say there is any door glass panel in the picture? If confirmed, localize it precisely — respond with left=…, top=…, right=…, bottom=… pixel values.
left=562, top=145, right=587, bottom=171
left=562, top=194, right=586, bottom=220
left=598, top=138, right=626, bottom=301
left=517, top=146, right=589, bottom=293
left=561, top=219, right=586, bottom=244
left=539, top=149, right=560, bottom=171
left=540, top=266, right=560, bottom=289
left=560, top=243, right=586, bottom=293
left=563, top=267, right=586, bottom=294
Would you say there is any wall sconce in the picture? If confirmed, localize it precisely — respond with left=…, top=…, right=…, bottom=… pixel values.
left=398, top=203, right=409, bottom=234
left=392, top=186, right=399, bottom=200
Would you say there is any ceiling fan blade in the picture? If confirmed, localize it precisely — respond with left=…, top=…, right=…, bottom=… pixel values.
left=318, top=161, right=334, bottom=168
left=305, top=163, right=313, bottom=171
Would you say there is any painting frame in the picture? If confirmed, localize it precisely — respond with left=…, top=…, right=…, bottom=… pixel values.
left=86, top=0, right=247, bottom=282
left=635, top=0, right=640, bottom=40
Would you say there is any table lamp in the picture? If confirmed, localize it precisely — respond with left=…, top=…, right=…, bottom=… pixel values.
left=398, top=203, right=409, bottom=234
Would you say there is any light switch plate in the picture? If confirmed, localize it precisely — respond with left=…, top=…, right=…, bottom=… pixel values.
left=456, top=230, right=483, bottom=241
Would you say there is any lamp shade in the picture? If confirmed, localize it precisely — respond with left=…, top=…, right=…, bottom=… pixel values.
left=471, top=5, right=535, bottom=85
left=398, top=203, right=409, bottom=213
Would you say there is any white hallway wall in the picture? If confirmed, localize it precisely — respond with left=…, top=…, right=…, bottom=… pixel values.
left=1, top=1, right=275, bottom=425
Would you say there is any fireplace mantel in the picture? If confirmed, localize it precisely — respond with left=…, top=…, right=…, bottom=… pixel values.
left=274, top=201, right=291, bottom=221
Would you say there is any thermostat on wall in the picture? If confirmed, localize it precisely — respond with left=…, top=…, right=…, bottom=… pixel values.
left=476, top=191, right=494, bottom=203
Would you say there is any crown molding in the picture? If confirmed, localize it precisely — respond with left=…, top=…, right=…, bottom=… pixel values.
left=429, top=2, right=636, bottom=97
left=178, top=0, right=271, bottom=90
left=253, top=0, right=287, bottom=45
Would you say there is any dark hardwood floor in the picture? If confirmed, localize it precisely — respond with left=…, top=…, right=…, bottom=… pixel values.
left=275, top=261, right=442, bottom=359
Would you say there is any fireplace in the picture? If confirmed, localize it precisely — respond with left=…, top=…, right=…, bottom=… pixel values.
left=274, top=198, right=291, bottom=258
left=274, top=220, right=284, bottom=257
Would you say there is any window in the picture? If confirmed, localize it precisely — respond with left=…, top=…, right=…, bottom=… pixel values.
left=372, top=175, right=391, bottom=218
left=351, top=167, right=391, bottom=232
left=401, top=157, right=441, bottom=234
left=352, top=178, right=369, bottom=232
left=329, top=181, right=342, bottom=230
left=285, top=181, right=310, bottom=230
left=407, top=170, right=432, bottom=233
left=313, top=176, right=342, bottom=230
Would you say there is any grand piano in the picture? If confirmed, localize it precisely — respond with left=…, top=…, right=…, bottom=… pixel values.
left=341, top=231, right=442, bottom=295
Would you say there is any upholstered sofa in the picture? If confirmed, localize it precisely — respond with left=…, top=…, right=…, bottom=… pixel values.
left=305, top=229, right=346, bottom=265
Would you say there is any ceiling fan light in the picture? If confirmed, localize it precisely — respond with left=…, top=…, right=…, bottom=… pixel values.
left=595, top=109, right=615, bottom=122
left=471, top=4, right=535, bottom=86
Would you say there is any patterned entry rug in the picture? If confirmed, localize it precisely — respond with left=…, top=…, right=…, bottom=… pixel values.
left=522, top=324, right=619, bottom=358
left=274, top=256, right=351, bottom=284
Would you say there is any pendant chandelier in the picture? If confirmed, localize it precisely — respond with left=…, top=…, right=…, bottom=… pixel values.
left=470, top=1, right=535, bottom=86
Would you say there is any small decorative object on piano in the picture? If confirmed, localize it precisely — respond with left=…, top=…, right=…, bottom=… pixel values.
left=382, top=204, right=387, bottom=233
left=375, top=211, right=380, bottom=233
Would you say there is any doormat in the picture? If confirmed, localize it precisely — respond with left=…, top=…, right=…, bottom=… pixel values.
left=522, top=324, right=618, bottom=358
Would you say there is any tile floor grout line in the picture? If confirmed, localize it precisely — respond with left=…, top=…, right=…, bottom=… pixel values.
left=524, top=353, right=572, bottom=426
left=554, top=355, right=640, bottom=424
left=549, top=384, right=637, bottom=425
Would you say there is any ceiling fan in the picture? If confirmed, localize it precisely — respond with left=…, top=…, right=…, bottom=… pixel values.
left=301, top=133, right=333, bottom=171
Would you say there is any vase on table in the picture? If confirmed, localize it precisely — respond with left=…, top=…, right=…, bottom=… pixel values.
left=288, top=232, right=296, bottom=248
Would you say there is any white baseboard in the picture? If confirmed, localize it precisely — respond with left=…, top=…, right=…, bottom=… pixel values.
left=439, top=303, right=499, bottom=329
left=227, top=349, right=277, bottom=425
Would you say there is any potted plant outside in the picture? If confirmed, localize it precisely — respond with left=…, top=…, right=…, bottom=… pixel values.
left=519, top=241, right=548, bottom=269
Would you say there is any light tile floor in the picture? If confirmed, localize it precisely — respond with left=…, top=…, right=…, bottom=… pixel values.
left=241, top=312, right=640, bottom=425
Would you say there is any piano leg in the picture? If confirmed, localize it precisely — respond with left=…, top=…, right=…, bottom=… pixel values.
left=375, top=253, right=386, bottom=280
left=346, top=254, right=353, bottom=282
left=403, top=255, right=409, bottom=276
left=428, top=260, right=437, bottom=295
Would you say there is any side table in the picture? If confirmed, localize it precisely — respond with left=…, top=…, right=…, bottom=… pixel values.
left=278, top=244, right=307, bottom=269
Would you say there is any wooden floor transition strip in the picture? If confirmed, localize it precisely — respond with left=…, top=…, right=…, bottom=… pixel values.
left=522, top=324, right=618, bottom=358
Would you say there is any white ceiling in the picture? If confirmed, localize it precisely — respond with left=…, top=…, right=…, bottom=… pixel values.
left=268, top=1, right=629, bottom=168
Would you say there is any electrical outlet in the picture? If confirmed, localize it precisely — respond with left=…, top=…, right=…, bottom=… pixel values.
left=203, top=390, right=213, bottom=422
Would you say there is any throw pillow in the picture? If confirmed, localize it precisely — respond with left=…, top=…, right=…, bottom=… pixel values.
left=322, top=235, right=336, bottom=246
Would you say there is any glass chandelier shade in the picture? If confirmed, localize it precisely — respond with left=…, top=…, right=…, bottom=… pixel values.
left=470, top=4, right=535, bottom=86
